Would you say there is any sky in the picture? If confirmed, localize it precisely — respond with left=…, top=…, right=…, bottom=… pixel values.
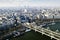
left=0, top=0, right=60, bottom=7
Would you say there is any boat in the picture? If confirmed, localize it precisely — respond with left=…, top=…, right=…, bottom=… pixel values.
left=51, top=22, right=55, bottom=25
left=40, top=23, right=48, bottom=27
left=25, top=28, right=31, bottom=32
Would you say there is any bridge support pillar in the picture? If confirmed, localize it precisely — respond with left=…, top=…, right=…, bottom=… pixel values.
left=51, top=36, right=53, bottom=40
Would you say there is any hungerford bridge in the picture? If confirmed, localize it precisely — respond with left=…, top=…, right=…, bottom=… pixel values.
left=23, top=22, right=60, bottom=40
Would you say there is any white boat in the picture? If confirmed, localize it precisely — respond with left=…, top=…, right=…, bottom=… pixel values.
left=51, top=22, right=55, bottom=25
left=25, top=29, right=31, bottom=32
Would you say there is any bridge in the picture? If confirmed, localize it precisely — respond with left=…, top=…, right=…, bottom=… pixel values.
left=34, top=18, right=60, bottom=23
left=23, top=22, right=60, bottom=40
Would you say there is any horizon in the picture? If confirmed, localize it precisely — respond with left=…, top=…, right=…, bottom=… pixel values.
left=0, top=0, right=60, bottom=8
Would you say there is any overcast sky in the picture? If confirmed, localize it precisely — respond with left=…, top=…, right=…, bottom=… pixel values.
left=0, top=0, right=60, bottom=7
